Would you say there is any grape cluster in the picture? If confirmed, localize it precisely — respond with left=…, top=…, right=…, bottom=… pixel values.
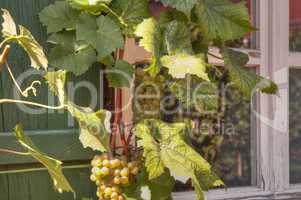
left=90, top=154, right=139, bottom=200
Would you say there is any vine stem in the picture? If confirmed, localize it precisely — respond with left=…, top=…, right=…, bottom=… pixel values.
left=0, top=45, right=10, bottom=66
left=0, top=148, right=30, bottom=156
left=5, top=61, right=41, bottom=97
left=0, top=99, right=67, bottom=110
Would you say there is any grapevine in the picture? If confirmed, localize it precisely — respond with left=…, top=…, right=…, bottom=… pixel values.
left=0, top=0, right=280, bottom=200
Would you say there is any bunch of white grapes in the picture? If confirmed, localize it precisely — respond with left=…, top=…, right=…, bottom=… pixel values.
left=90, top=154, right=140, bottom=200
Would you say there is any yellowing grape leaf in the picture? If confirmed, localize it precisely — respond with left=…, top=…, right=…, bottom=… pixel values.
left=134, top=120, right=225, bottom=200
left=14, top=124, right=74, bottom=195
left=39, top=1, right=80, bottom=33
left=44, top=70, right=67, bottom=105
left=17, top=26, right=48, bottom=70
left=67, top=104, right=112, bottom=152
left=134, top=123, right=165, bottom=179
left=160, top=53, right=210, bottom=80
left=1, top=10, right=48, bottom=70
left=135, top=18, right=163, bottom=76
left=1, top=9, right=17, bottom=37
left=44, top=71, right=112, bottom=152
left=76, top=13, right=124, bottom=59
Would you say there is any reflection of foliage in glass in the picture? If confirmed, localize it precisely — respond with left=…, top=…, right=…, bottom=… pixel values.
left=289, top=69, right=301, bottom=183
left=188, top=79, right=252, bottom=188
left=290, top=29, right=301, bottom=52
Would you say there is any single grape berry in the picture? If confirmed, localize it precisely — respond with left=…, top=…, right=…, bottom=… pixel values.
left=114, top=176, right=121, bottom=185
left=102, top=159, right=110, bottom=167
left=120, top=168, right=129, bottom=177
left=100, top=167, right=110, bottom=176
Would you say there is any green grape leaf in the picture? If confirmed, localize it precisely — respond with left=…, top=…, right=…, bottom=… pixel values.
left=124, top=167, right=175, bottom=200
left=67, top=104, right=112, bottom=152
left=221, top=48, right=278, bottom=98
left=147, top=170, right=175, bottom=200
left=14, top=124, right=74, bottom=195
left=1, top=9, right=17, bottom=38
left=39, top=1, right=80, bottom=33
left=106, top=60, right=134, bottom=88
left=48, top=31, right=97, bottom=75
left=160, top=53, right=210, bottom=81
left=164, top=20, right=192, bottom=55
left=156, top=0, right=198, bottom=17
left=134, top=123, right=165, bottom=179
left=44, top=70, right=67, bottom=104
left=111, top=0, right=150, bottom=36
left=17, top=26, right=48, bottom=70
left=134, top=120, right=224, bottom=200
left=76, top=13, right=124, bottom=59
left=193, top=0, right=255, bottom=41
left=135, top=18, right=163, bottom=76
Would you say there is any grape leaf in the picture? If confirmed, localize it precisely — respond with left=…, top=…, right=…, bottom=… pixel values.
left=146, top=170, right=175, bottom=200
left=134, top=123, right=165, bottom=179
left=67, top=104, right=112, bottom=152
left=1, top=10, right=48, bottom=70
left=193, top=0, right=255, bottom=41
left=1, top=9, right=17, bottom=38
left=39, top=1, right=80, bottom=33
left=164, top=20, right=192, bottom=55
left=156, top=0, right=198, bottom=17
left=44, top=70, right=67, bottom=105
left=76, top=13, right=124, bottom=59
left=160, top=53, right=210, bottom=80
left=48, top=31, right=97, bottom=75
left=221, top=48, right=278, bottom=98
left=124, top=167, right=174, bottom=200
left=68, top=0, right=112, bottom=14
left=111, top=0, right=150, bottom=36
left=135, top=18, right=163, bottom=76
left=17, top=26, right=48, bottom=70
left=14, top=124, right=74, bottom=195
left=134, top=120, right=224, bottom=200
left=106, top=60, right=134, bottom=88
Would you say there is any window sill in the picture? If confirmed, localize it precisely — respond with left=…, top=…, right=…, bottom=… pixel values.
left=173, top=186, right=301, bottom=200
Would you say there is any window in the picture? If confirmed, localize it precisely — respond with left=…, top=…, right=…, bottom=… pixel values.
left=125, top=1, right=301, bottom=199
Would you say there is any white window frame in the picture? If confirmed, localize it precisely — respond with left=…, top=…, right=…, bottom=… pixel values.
left=122, top=1, right=301, bottom=199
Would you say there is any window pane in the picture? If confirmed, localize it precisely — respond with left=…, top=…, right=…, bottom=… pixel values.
left=172, top=81, right=253, bottom=192
left=289, top=68, right=301, bottom=184
left=290, top=0, right=301, bottom=52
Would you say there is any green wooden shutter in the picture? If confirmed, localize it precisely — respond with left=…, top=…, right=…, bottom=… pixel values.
left=0, top=1, right=100, bottom=199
